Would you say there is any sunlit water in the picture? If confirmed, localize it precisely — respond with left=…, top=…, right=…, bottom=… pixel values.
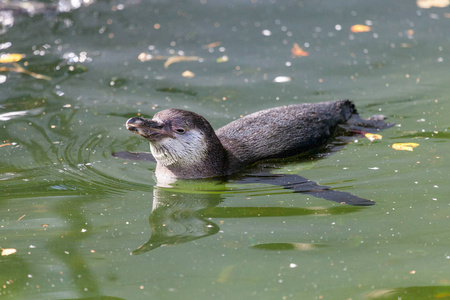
left=1, top=0, right=449, bottom=299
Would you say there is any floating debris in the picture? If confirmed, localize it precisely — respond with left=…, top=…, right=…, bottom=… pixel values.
left=137, top=53, right=202, bottom=69
left=273, top=76, right=292, bottom=83
left=417, top=0, right=450, bottom=8
left=164, top=56, right=201, bottom=69
left=291, top=43, right=309, bottom=57
left=364, top=133, right=383, bottom=141
left=216, top=55, right=228, bottom=63
left=262, top=29, right=272, bottom=36
left=202, top=41, right=222, bottom=49
left=0, top=53, right=51, bottom=80
left=1, top=248, right=17, bottom=256
left=350, top=24, right=372, bottom=33
left=0, top=53, right=23, bottom=63
left=392, top=143, right=420, bottom=151
left=181, top=70, right=195, bottom=78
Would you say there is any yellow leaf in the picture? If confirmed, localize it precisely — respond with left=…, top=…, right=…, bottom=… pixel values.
left=0, top=53, right=23, bottom=63
left=364, top=133, right=382, bottom=141
left=392, top=143, right=420, bottom=151
left=350, top=24, right=371, bottom=33
left=1, top=248, right=17, bottom=256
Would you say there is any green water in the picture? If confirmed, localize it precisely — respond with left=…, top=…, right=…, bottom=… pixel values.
left=1, top=0, right=449, bottom=299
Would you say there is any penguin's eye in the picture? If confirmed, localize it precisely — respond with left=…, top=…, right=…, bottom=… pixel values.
left=175, top=128, right=185, bottom=134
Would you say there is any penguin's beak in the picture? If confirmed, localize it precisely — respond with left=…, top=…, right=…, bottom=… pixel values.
left=126, top=117, right=174, bottom=140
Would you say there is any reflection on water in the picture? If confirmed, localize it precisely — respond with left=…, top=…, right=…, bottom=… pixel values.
left=132, top=187, right=222, bottom=254
left=0, top=0, right=95, bottom=17
left=133, top=175, right=368, bottom=254
left=235, top=172, right=375, bottom=206
left=366, top=285, right=450, bottom=300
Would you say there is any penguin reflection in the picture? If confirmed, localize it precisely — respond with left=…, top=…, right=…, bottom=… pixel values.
left=131, top=172, right=369, bottom=255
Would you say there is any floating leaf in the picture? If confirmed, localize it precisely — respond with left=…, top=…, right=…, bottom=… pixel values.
left=291, top=43, right=309, bottom=57
left=365, top=133, right=382, bottom=141
left=417, top=0, right=450, bottom=8
left=203, top=41, right=222, bottom=49
left=0, top=64, right=52, bottom=81
left=164, top=56, right=201, bottom=69
left=392, top=143, right=419, bottom=151
left=1, top=248, right=17, bottom=256
left=350, top=24, right=371, bottom=33
left=0, top=53, right=23, bottom=63
left=137, top=53, right=202, bottom=69
left=181, top=70, right=195, bottom=78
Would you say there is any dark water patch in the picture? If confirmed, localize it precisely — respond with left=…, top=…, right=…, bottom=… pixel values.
left=250, top=243, right=325, bottom=251
left=156, top=87, right=198, bottom=96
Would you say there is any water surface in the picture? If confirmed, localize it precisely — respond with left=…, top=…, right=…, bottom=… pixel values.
left=1, top=0, right=449, bottom=299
